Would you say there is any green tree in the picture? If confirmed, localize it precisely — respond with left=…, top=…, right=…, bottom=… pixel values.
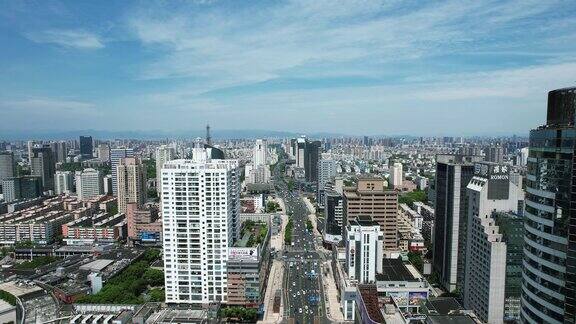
left=148, top=288, right=165, bottom=302
left=143, top=268, right=164, bottom=286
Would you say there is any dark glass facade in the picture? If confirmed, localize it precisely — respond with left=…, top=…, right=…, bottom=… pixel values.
left=79, top=135, right=93, bottom=159
left=521, top=87, right=576, bottom=324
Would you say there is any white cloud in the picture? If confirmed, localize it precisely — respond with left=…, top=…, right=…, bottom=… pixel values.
left=0, top=98, right=99, bottom=115
left=26, top=29, right=104, bottom=49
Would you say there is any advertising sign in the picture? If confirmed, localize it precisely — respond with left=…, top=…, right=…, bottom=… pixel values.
left=408, top=292, right=428, bottom=306
left=229, top=247, right=259, bottom=260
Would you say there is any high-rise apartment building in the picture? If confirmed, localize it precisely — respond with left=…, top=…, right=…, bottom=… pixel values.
left=0, top=151, right=15, bottom=182
left=521, top=87, right=576, bottom=324
left=98, top=144, right=110, bottom=163
left=54, top=141, right=67, bottom=163
left=30, top=146, right=55, bottom=191
left=155, top=145, right=176, bottom=196
left=343, top=177, right=398, bottom=250
left=79, top=136, right=93, bottom=159
left=390, top=162, right=403, bottom=189
left=1, top=176, right=42, bottom=202
left=252, top=139, right=267, bottom=167
left=54, top=171, right=74, bottom=195
left=317, top=159, right=337, bottom=208
left=110, top=148, right=134, bottom=196
left=116, top=157, right=147, bottom=213
left=463, top=162, right=524, bottom=323
left=345, top=215, right=384, bottom=284
left=162, top=146, right=240, bottom=305
left=432, top=154, right=483, bottom=292
left=76, top=168, right=104, bottom=201
left=485, top=145, right=504, bottom=163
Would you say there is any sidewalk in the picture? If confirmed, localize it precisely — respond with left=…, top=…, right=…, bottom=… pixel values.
left=260, top=259, right=285, bottom=324
left=321, top=260, right=345, bottom=322
left=259, top=197, right=288, bottom=324
left=303, top=197, right=321, bottom=237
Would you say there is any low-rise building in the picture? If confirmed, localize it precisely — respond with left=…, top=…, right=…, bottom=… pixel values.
left=62, top=212, right=126, bottom=245
left=227, top=220, right=271, bottom=308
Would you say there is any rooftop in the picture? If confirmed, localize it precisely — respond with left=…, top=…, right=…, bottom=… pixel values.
left=358, top=285, right=385, bottom=323
left=425, top=297, right=463, bottom=315
left=349, top=215, right=379, bottom=227
left=376, top=258, right=422, bottom=282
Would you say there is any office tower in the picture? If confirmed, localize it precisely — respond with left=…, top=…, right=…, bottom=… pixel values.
left=76, top=168, right=104, bottom=201
left=27, top=140, right=35, bottom=165
left=363, top=136, right=370, bottom=147
left=30, top=146, right=55, bottom=191
left=155, top=145, right=176, bottom=196
left=79, top=136, right=93, bottom=159
left=521, top=87, right=576, bottom=324
left=432, top=154, right=483, bottom=293
left=343, top=177, right=398, bottom=250
left=345, top=215, right=384, bottom=284
left=54, top=171, right=73, bottom=195
left=162, top=146, right=240, bottom=305
left=485, top=145, right=504, bottom=163
left=296, top=137, right=306, bottom=168
left=317, top=159, right=337, bottom=207
left=252, top=139, right=267, bottom=167
left=304, top=140, right=321, bottom=182
left=103, top=174, right=113, bottom=195
left=0, top=151, right=15, bottom=182
left=518, top=147, right=528, bottom=166
left=390, top=162, right=403, bottom=189
left=54, top=141, right=67, bottom=163
left=2, top=176, right=42, bottom=202
left=116, top=157, right=147, bottom=213
left=110, top=148, right=134, bottom=196
left=463, top=162, right=524, bottom=323
left=324, top=190, right=344, bottom=242
left=97, top=144, right=110, bottom=163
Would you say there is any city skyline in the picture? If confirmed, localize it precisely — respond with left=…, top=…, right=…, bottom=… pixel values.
left=1, top=0, right=576, bottom=135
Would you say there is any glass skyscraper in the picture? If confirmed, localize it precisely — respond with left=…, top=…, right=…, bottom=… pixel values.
left=521, top=87, right=576, bottom=323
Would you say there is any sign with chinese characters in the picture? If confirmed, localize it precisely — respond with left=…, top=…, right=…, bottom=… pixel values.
left=229, top=247, right=258, bottom=261
left=473, top=162, right=511, bottom=200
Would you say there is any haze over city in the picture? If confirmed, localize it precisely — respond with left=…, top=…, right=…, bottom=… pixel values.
left=2, top=0, right=576, bottom=135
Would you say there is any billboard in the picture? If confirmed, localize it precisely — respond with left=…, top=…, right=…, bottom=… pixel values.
left=140, top=231, right=160, bottom=242
left=229, top=247, right=258, bottom=261
left=408, top=292, right=428, bottom=306
left=474, top=163, right=510, bottom=200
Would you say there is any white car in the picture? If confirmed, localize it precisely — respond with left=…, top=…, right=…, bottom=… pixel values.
left=299, top=308, right=303, bottom=314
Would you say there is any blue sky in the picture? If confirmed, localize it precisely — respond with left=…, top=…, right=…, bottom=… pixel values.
left=1, top=0, right=576, bottom=136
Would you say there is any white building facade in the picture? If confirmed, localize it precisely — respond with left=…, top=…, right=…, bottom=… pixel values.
left=345, top=216, right=384, bottom=284
left=55, top=171, right=74, bottom=195
left=463, top=162, right=524, bottom=324
left=76, top=168, right=104, bottom=201
left=162, top=146, right=240, bottom=305
left=155, top=145, right=176, bottom=196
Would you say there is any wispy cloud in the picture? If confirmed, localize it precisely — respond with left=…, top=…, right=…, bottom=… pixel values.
left=0, top=98, right=98, bottom=115
left=25, top=29, right=104, bottom=49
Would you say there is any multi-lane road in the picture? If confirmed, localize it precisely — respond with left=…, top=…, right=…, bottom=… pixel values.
left=273, top=161, right=329, bottom=324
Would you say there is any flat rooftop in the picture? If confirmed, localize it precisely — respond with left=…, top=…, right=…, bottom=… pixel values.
left=358, top=285, right=385, bottom=323
left=376, top=258, right=421, bottom=282
left=425, top=297, right=463, bottom=315
left=427, top=315, right=477, bottom=324
left=0, top=281, right=43, bottom=298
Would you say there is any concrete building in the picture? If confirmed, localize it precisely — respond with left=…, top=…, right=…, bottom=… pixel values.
left=161, top=145, right=240, bottom=305
left=463, top=162, right=524, bottom=323
left=375, top=258, right=429, bottom=314
left=252, top=139, right=267, bottom=167
left=343, top=178, right=398, bottom=250
left=345, top=215, right=384, bottom=284
left=155, top=145, right=176, bottom=196
left=97, top=144, right=110, bottom=163
left=324, top=190, right=344, bottom=244
left=103, top=174, right=113, bottom=195
left=31, top=146, right=56, bottom=191
left=390, top=162, right=403, bottom=189
left=432, top=154, right=483, bottom=293
left=55, top=171, right=74, bottom=195
left=126, top=203, right=161, bottom=244
left=116, top=157, right=147, bottom=213
left=521, top=87, right=576, bottom=323
left=0, top=151, right=15, bottom=183
left=79, top=136, right=93, bottom=159
left=227, top=220, right=271, bottom=308
left=76, top=168, right=104, bottom=201
left=317, top=159, right=337, bottom=208
left=485, top=145, right=504, bottom=163
left=62, top=212, right=126, bottom=244
left=110, top=148, right=134, bottom=196
left=1, top=176, right=42, bottom=203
